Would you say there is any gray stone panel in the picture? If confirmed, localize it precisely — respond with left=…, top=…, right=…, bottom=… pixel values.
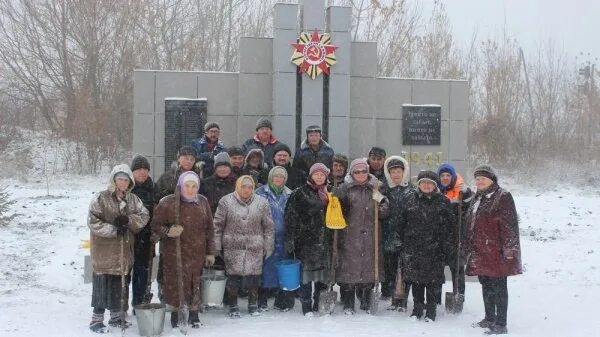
left=273, top=29, right=298, bottom=73
left=154, top=72, right=198, bottom=115
left=239, top=73, right=272, bottom=116
left=450, top=80, right=469, bottom=121
left=301, top=0, right=325, bottom=30
left=273, top=72, right=296, bottom=117
left=132, top=114, right=155, bottom=156
left=449, top=120, right=468, bottom=161
left=134, top=71, right=155, bottom=114
left=198, top=73, right=238, bottom=117
left=154, top=113, right=166, bottom=156
left=351, top=42, right=377, bottom=77
left=273, top=115, right=296, bottom=153
left=376, top=78, right=412, bottom=120
left=329, top=31, right=350, bottom=75
left=451, top=160, right=468, bottom=178
left=349, top=117, right=377, bottom=159
left=376, top=119, right=402, bottom=155
left=302, top=76, right=323, bottom=121
left=329, top=73, right=350, bottom=117
left=350, top=77, right=377, bottom=118
left=273, top=3, right=298, bottom=30
left=152, top=156, right=165, bottom=181
left=328, top=116, right=349, bottom=155
left=411, top=80, right=450, bottom=121
left=326, top=6, right=352, bottom=32
left=239, top=37, right=273, bottom=74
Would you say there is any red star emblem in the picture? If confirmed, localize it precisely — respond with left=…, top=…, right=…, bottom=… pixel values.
left=291, top=30, right=337, bottom=79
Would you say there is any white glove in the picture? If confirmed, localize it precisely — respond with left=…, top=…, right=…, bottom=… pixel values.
left=167, top=225, right=184, bottom=238
left=373, top=190, right=384, bottom=203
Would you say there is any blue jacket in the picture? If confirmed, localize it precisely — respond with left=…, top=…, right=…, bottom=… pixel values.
left=256, top=184, right=292, bottom=288
left=191, top=137, right=227, bottom=177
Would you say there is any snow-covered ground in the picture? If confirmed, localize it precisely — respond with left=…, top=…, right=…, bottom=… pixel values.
left=0, top=175, right=599, bottom=337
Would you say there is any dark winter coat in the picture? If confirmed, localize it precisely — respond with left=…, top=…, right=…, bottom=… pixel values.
left=258, top=162, right=306, bottom=190
left=213, top=192, right=275, bottom=276
left=241, top=134, right=283, bottom=166
left=393, top=189, right=454, bottom=284
left=151, top=194, right=215, bottom=310
left=154, top=164, right=202, bottom=202
left=131, top=177, right=155, bottom=265
left=465, top=184, right=522, bottom=278
left=88, top=165, right=150, bottom=275
left=334, top=175, right=388, bottom=284
left=284, top=184, right=332, bottom=272
left=191, top=136, right=227, bottom=178
left=292, top=139, right=335, bottom=173
left=256, top=184, right=292, bottom=288
left=369, top=167, right=388, bottom=187
left=382, top=156, right=414, bottom=253
left=199, top=174, right=236, bottom=215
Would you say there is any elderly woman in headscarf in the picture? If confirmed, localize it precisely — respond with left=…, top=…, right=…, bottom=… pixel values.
left=284, top=163, right=333, bottom=316
left=87, top=164, right=149, bottom=333
left=213, top=175, right=275, bottom=318
left=334, top=158, right=388, bottom=315
left=151, top=171, right=215, bottom=329
left=255, top=166, right=294, bottom=312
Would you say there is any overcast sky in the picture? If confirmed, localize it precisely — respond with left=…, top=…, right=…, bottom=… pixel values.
left=421, top=0, right=600, bottom=64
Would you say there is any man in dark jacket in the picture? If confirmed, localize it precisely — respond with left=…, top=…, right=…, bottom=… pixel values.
left=199, top=152, right=236, bottom=215
left=191, top=122, right=227, bottom=178
left=241, top=118, right=284, bottom=165
left=227, top=146, right=245, bottom=177
left=292, top=125, right=335, bottom=173
left=367, top=147, right=387, bottom=186
left=258, top=143, right=305, bottom=190
left=393, top=170, right=453, bottom=322
left=130, top=155, right=155, bottom=311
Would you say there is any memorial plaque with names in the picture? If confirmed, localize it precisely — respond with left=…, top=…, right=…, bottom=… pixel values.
left=164, top=98, right=207, bottom=169
left=402, top=105, right=441, bottom=146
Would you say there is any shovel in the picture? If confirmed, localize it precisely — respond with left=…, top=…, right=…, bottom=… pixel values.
left=174, top=189, right=188, bottom=334
left=445, top=192, right=465, bottom=314
left=318, top=230, right=338, bottom=315
left=368, top=192, right=381, bottom=315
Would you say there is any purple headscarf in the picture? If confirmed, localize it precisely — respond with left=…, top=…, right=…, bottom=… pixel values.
left=177, top=171, right=200, bottom=203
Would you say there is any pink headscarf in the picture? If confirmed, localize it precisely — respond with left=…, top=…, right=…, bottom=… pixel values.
left=177, top=171, right=200, bottom=203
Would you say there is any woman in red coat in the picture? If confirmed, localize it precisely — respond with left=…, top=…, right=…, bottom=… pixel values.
left=465, top=165, right=522, bottom=335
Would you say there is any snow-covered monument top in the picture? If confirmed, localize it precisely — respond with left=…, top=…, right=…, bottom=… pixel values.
left=132, top=0, right=468, bottom=179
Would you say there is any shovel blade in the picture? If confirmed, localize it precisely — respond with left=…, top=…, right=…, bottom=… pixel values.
left=318, top=290, right=337, bottom=315
left=444, top=292, right=464, bottom=314
left=178, top=305, right=189, bottom=335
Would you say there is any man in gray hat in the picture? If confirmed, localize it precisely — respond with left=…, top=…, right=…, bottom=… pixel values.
left=241, top=117, right=285, bottom=165
left=292, top=125, right=335, bottom=174
left=191, top=121, right=227, bottom=178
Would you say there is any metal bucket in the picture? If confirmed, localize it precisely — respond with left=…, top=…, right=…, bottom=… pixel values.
left=203, top=266, right=225, bottom=278
left=134, top=303, right=166, bottom=337
left=201, top=274, right=227, bottom=307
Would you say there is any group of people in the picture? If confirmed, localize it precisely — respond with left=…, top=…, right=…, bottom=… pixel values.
left=87, top=118, right=522, bottom=335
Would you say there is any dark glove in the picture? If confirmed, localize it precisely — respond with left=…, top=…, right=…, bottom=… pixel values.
left=114, top=215, right=129, bottom=235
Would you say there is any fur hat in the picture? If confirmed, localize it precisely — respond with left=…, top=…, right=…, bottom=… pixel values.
left=386, top=158, right=405, bottom=171
left=368, top=146, right=386, bottom=158
left=204, top=122, right=220, bottom=131
left=227, top=146, right=244, bottom=157
left=474, top=164, right=498, bottom=184
left=131, top=155, right=150, bottom=172
left=177, top=145, right=197, bottom=158
left=309, top=163, right=330, bottom=177
left=417, top=170, right=439, bottom=187
left=349, top=158, right=369, bottom=174
left=213, top=152, right=231, bottom=169
left=306, top=125, right=322, bottom=134
left=256, top=117, right=273, bottom=131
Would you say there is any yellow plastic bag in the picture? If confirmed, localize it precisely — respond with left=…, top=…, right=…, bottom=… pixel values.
left=326, top=192, right=347, bottom=229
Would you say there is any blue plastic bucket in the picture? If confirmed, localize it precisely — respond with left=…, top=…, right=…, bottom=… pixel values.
left=275, top=259, right=301, bottom=290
